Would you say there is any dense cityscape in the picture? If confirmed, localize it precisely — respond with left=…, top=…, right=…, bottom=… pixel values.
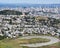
left=0, top=1, right=60, bottom=48
left=0, top=7, right=60, bottom=38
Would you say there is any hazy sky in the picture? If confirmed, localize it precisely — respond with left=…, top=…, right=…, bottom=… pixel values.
left=0, top=0, right=60, bottom=4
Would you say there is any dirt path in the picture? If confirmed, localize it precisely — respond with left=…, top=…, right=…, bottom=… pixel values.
left=20, top=36, right=60, bottom=47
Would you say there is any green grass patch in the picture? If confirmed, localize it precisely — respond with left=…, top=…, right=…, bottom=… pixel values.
left=0, top=37, right=50, bottom=48
left=20, top=38, right=50, bottom=44
left=0, top=35, right=59, bottom=48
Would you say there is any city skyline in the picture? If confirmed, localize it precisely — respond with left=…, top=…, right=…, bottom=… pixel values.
left=0, top=0, right=60, bottom=4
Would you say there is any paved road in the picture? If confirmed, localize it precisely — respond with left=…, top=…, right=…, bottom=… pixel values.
left=20, top=36, right=60, bottom=47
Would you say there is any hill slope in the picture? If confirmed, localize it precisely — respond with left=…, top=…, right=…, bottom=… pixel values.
left=0, top=10, right=22, bottom=15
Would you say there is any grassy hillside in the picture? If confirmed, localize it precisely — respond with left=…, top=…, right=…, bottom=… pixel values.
left=0, top=10, right=22, bottom=15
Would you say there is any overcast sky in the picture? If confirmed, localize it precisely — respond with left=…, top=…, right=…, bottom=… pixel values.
left=0, top=0, right=60, bottom=4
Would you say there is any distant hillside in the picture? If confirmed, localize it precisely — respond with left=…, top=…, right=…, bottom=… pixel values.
left=0, top=10, right=22, bottom=15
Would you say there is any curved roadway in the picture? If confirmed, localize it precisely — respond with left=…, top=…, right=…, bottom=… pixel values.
left=20, top=36, right=60, bottom=47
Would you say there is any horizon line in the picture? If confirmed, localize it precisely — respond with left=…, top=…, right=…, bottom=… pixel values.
left=0, top=3, right=60, bottom=4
